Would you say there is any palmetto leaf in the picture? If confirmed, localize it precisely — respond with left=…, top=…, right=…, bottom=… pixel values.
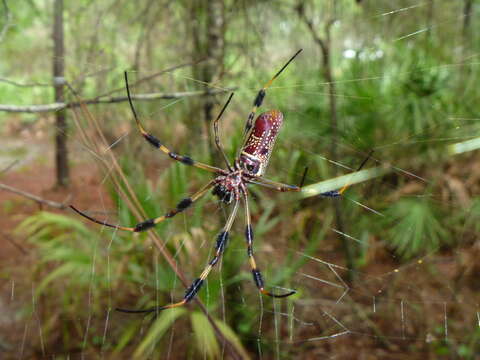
left=385, top=198, right=449, bottom=259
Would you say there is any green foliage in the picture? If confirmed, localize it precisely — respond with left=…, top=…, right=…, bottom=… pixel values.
left=214, top=318, right=252, bottom=360
left=16, top=212, right=102, bottom=285
left=13, top=169, right=248, bottom=358
left=463, top=197, right=480, bottom=234
left=2, top=199, right=15, bottom=214
left=4, top=1, right=480, bottom=358
left=430, top=326, right=480, bottom=359
left=15, top=212, right=111, bottom=345
left=385, top=198, right=449, bottom=259
left=191, top=311, right=220, bottom=358
left=132, top=310, right=249, bottom=359
left=133, top=308, right=187, bottom=357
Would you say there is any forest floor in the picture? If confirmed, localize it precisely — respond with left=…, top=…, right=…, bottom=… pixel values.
left=0, top=134, right=112, bottom=358
left=0, top=132, right=479, bottom=359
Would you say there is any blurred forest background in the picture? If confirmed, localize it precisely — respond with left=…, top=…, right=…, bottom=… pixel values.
left=1, top=0, right=480, bottom=359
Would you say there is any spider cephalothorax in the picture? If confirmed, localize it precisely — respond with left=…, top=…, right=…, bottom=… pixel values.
left=211, top=172, right=242, bottom=204
left=71, top=50, right=306, bottom=314
left=212, top=109, right=284, bottom=205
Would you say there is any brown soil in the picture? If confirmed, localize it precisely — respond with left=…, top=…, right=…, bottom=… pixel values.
left=0, top=159, right=112, bottom=359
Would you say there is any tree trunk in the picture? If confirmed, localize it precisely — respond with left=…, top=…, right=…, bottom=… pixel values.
left=204, top=0, right=225, bottom=163
left=463, top=0, right=473, bottom=41
left=189, top=0, right=225, bottom=163
left=426, top=0, right=434, bottom=39
left=322, top=32, right=354, bottom=283
left=298, top=1, right=354, bottom=282
left=53, top=0, right=69, bottom=187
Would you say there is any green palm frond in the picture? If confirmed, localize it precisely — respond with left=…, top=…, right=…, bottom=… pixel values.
left=385, top=198, right=449, bottom=259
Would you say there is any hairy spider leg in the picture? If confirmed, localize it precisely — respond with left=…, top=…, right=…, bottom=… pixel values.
left=70, top=181, right=214, bottom=232
left=299, top=166, right=309, bottom=188
left=116, top=199, right=240, bottom=314
left=251, top=177, right=301, bottom=192
left=243, top=191, right=296, bottom=298
left=249, top=167, right=308, bottom=192
left=321, top=150, right=374, bottom=198
left=124, top=71, right=226, bottom=174
left=212, top=92, right=235, bottom=171
left=251, top=166, right=308, bottom=192
left=241, top=49, right=303, bottom=147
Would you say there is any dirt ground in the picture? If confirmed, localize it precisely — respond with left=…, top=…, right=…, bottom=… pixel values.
left=0, top=145, right=113, bottom=358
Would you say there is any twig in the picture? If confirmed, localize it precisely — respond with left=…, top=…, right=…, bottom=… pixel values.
left=0, top=160, right=19, bottom=175
left=0, top=87, right=236, bottom=113
left=70, top=66, right=116, bottom=87
left=0, top=63, right=184, bottom=90
left=0, top=183, right=71, bottom=209
left=92, top=58, right=208, bottom=100
left=296, top=2, right=328, bottom=54
left=0, top=77, right=51, bottom=88
left=0, top=231, right=28, bottom=255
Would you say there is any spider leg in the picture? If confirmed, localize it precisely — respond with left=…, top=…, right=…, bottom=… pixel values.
left=251, top=178, right=301, bottom=193
left=124, top=72, right=226, bottom=175
left=250, top=162, right=308, bottom=193
left=70, top=181, right=214, bottom=232
left=117, top=199, right=240, bottom=314
left=241, top=49, right=303, bottom=143
left=212, top=93, right=235, bottom=171
left=321, top=150, right=374, bottom=197
left=242, top=191, right=296, bottom=298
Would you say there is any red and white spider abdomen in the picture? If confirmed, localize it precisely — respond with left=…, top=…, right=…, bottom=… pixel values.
left=239, top=110, right=283, bottom=177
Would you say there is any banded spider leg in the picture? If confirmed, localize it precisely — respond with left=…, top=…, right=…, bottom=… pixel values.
left=116, top=194, right=241, bottom=313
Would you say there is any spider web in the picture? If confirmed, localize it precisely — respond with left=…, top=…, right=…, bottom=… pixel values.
left=2, top=1, right=480, bottom=359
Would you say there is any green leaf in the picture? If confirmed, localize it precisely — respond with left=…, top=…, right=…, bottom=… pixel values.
left=214, top=318, right=251, bottom=360
left=134, top=308, right=187, bottom=358
left=36, top=263, right=81, bottom=295
left=114, top=320, right=142, bottom=353
left=190, top=312, right=220, bottom=359
left=386, top=198, right=449, bottom=259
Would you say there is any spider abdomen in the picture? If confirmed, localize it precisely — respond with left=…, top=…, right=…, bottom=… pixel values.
left=239, top=110, right=283, bottom=176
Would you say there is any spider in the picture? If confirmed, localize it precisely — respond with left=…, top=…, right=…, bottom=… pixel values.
left=71, top=49, right=310, bottom=314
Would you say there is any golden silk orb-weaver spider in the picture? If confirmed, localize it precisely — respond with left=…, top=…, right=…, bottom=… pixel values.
left=71, top=49, right=316, bottom=314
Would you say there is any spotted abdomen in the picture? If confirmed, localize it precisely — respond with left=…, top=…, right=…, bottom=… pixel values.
left=239, top=110, right=283, bottom=176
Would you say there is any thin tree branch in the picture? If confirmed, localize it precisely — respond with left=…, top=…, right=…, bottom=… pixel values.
left=0, top=59, right=212, bottom=112
left=0, top=68, right=114, bottom=89
left=94, top=59, right=207, bottom=100
left=297, top=0, right=353, bottom=282
left=0, top=231, right=28, bottom=255
left=0, top=65, right=190, bottom=91
left=0, top=87, right=236, bottom=113
left=296, top=2, right=328, bottom=55
left=0, top=77, right=51, bottom=87
left=70, top=66, right=116, bottom=87
left=0, top=160, right=19, bottom=175
left=0, top=183, right=71, bottom=209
